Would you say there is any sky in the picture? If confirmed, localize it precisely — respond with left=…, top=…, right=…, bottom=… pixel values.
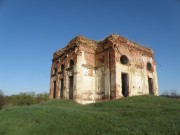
left=0, top=0, right=180, bottom=95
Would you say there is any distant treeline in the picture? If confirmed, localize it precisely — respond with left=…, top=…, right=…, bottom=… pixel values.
left=160, top=90, right=180, bottom=99
left=0, top=90, right=49, bottom=109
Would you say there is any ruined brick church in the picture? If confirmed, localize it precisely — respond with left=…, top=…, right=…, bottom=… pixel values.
left=49, top=34, right=158, bottom=104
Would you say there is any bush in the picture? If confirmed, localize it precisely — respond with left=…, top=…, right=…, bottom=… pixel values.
left=34, top=92, right=49, bottom=104
left=18, top=93, right=34, bottom=105
left=6, top=92, right=49, bottom=106
left=0, top=90, right=5, bottom=109
left=7, top=93, right=34, bottom=106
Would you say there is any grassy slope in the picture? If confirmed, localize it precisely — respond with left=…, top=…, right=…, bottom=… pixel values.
left=0, top=96, right=180, bottom=135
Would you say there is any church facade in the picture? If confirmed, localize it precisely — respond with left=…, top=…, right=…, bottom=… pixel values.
left=49, top=34, right=158, bottom=104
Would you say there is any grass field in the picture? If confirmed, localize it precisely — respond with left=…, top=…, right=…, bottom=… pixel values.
left=0, top=96, right=180, bottom=135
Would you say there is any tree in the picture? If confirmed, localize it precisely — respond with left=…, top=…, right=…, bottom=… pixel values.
left=0, top=90, right=5, bottom=109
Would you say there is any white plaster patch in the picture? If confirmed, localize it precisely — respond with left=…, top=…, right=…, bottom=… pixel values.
left=136, top=75, right=142, bottom=93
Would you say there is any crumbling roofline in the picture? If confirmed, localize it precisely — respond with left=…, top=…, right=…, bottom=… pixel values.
left=53, top=44, right=77, bottom=62
left=53, top=34, right=154, bottom=60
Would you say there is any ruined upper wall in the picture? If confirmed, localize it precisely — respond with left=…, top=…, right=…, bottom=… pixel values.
left=53, top=36, right=98, bottom=61
left=97, top=34, right=154, bottom=57
left=52, top=34, right=154, bottom=61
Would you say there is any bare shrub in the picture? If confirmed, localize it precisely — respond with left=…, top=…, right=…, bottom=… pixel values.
left=161, top=90, right=180, bottom=99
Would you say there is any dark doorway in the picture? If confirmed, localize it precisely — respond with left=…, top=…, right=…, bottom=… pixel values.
left=60, top=79, right=64, bottom=98
left=121, top=73, right=128, bottom=97
left=69, top=76, right=74, bottom=99
left=53, top=81, right=56, bottom=98
left=148, top=77, right=153, bottom=94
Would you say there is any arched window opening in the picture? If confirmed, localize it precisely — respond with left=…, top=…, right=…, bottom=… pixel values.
left=61, top=64, right=65, bottom=71
left=54, top=68, right=57, bottom=74
left=70, top=60, right=74, bottom=68
left=120, top=55, right=129, bottom=64
left=147, top=62, right=152, bottom=71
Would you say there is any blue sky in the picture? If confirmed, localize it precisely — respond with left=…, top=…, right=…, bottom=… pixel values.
left=0, top=0, right=180, bottom=95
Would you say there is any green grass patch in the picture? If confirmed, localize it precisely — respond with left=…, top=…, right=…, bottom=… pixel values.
left=0, top=96, right=180, bottom=135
